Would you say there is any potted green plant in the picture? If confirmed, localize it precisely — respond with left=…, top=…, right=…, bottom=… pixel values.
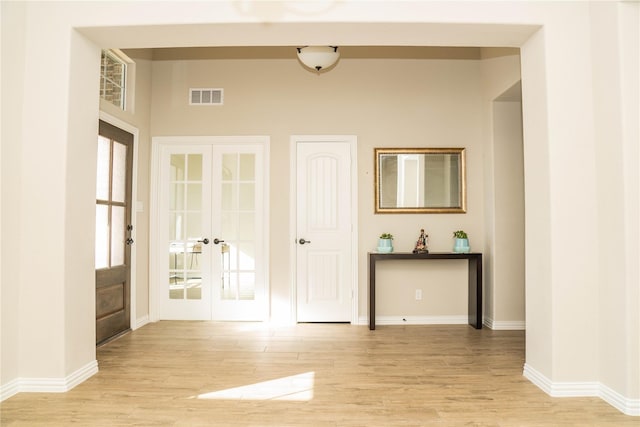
left=377, top=233, right=394, bottom=253
left=452, top=230, right=470, bottom=253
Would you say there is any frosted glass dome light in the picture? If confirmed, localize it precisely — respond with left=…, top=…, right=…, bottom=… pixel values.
left=296, top=46, right=340, bottom=72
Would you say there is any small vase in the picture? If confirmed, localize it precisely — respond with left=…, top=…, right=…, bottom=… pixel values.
left=377, top=238, right=394, bottom=253
left=453, top=238, right=470, bottom=253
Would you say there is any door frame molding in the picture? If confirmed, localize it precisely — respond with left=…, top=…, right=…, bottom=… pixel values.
left=98, top=111, right=140, bottom=331
left=289, top=135, right=359, bottom=325
left=149, top=136, right=270, bottom=322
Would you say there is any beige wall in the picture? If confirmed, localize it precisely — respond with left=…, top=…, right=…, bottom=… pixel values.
left=1, top=0, right=637, bottom=414
left=590, top=1, right=640, bottom=399
left=479, top=49, right=524, bottom=328
left=0, top=0, right=26, bottom=386
left=491, top=100, right=525, bottom=324
left=149, top=56, right=487, bottom=322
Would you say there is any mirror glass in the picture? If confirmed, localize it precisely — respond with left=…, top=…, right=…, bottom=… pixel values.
left=375, top=148, right=466, bottom=213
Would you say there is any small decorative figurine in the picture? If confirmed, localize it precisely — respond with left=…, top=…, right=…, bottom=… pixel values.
left=413, top=229, right=429, bottom=253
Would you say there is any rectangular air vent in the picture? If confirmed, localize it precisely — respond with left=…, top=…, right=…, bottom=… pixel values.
left=189, top=88, right=223, bottom=105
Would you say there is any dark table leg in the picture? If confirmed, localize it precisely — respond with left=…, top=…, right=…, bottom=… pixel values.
left=468, top=255, right=482, bottom=329
left=369, top=254, right=376, bottom=330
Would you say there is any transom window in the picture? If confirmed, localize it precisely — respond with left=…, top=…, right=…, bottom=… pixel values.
left=100, top=50, right=127, bottom=110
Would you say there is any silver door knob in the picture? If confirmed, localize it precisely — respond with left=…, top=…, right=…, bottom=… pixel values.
left=298, top=238, right=311, bottom=245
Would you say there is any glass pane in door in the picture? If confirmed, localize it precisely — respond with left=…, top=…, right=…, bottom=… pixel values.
left=239, top=154, right=255, bottom=180
left=111, top=205, right=125, bottom=266
left=112, top=142, right=127, bottom=203
left=187, top=154, right=203, bottom=180
left=169, top=154, right=204, bottom=301
left=96, top=136, right=110, bottom=201
left=220, top=153, right=256, bottom=301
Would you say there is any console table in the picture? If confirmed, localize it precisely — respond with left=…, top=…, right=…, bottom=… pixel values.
left=368, top=252, right=483, bottom=330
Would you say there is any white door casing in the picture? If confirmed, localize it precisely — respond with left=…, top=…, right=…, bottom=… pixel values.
left=99, top=112, right=140, bottom=330
left=150, top=136, right=269, bottom=322
left=291, top=136, right=358, bottom=323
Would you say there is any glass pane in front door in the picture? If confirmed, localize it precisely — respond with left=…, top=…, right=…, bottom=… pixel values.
left=168, top=153, right=204, bottom=301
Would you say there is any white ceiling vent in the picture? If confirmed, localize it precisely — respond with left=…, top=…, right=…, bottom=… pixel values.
left=189, top=88, right=223, bottom=105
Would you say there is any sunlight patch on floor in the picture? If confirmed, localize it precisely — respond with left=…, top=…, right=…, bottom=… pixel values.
left=196, top=372, right=315, bottom=401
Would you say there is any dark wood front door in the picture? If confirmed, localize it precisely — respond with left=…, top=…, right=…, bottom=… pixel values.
left=95, top=120, right=133, bottom=345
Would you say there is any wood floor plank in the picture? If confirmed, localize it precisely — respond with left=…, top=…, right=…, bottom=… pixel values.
left=1, top=322, right=636, bottom=426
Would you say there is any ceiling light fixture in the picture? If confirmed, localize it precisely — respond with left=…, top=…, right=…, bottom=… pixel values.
left=296, top=46, right=340, bottom=72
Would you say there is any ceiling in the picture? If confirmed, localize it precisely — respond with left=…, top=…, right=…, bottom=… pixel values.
left=124, top=46, right=494, bottom=61
left=120, top=45, right=522, bottom=101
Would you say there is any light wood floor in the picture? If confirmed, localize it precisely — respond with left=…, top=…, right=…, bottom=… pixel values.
left=1, top=322, right=635, bottom=426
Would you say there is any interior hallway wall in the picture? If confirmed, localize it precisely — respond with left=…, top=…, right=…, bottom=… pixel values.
left=479, top=49, right=524, bottom=329
left=148, top=55, right=489, bottom=324
left=491, top=99, right=524, bottom=326
left=0, top=0, right=637, bottom=414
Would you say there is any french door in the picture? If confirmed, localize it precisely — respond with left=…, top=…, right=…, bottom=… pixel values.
left=155, top=138, right=268, bottom=321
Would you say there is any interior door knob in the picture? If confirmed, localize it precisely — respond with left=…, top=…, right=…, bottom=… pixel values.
left=198, top=238, right=210, bottom=245
left=213, top=238, right=225, bottom=245
left=126, top=238, right=134, bottom=245
left=298, top=238, right=311, bottom=245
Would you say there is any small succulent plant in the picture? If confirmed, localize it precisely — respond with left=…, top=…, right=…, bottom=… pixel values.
left=453, top=230, right=468, bottom=239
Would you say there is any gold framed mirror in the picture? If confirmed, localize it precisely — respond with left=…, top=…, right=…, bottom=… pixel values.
left=375, top=147, right=466, bottom=214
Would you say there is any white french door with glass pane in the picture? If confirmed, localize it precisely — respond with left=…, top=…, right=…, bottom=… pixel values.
left=153, top=137, right=268, bottom=321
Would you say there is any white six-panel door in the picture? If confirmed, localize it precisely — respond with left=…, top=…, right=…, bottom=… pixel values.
left=294, top=137, right=356, bottom=322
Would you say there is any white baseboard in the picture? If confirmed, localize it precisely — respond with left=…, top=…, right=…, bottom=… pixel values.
left=524, top=363, right=640, bottom=416
left=0, top=360, right=98, bottom=402
left=483, top=317, right=526, bottom=330
left=358, top=315, right=468, bottom=326
left=600, top=383, right=640, bottom=416
left=135, top=314, right=150, bottom=330
left=1, top=378, right=20, bottom=401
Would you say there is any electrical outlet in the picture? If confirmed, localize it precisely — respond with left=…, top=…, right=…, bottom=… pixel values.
left=415, top=289, right=422, bottom=300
